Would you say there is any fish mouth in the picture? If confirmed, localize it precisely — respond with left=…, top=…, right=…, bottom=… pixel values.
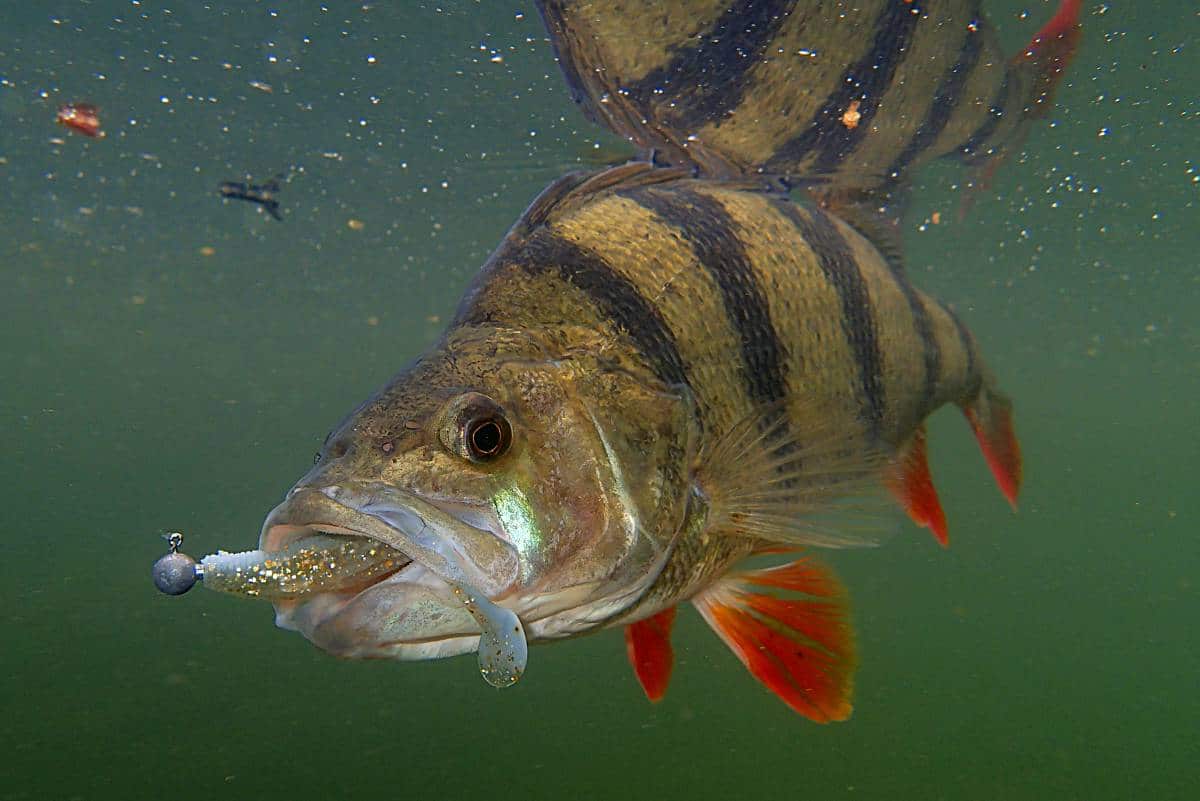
left=253, top=482, right=521, bottom=661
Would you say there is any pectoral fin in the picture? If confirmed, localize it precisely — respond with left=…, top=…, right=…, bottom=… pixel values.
left=695, top=403, right=892, bottom=549
left=693, top=559, right=855, bottom=722
left=624, top=607, right=677, bottom=703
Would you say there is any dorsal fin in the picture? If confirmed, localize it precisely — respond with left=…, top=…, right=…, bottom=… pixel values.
left=810, top=185, right=910, bottom=273
left=506, top=162, right=693, bottom=242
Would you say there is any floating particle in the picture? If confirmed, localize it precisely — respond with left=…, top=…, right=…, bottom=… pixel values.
left=840, top=100, right=861, bottom=130
left=198, top=246, right=216, bottom=257
left=57, top=102, right=104, bottom=138
left=347, top=218, right=365, bottom=231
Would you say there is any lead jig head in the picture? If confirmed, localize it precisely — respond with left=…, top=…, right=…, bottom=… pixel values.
left=151, top=532, right=203, bottom=596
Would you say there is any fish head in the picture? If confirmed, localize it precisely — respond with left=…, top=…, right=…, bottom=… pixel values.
left=261, top=329, right=697, bottom=661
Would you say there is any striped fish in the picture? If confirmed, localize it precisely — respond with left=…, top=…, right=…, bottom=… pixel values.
left=178, top=1, right=1078, bottom=720
left=539, top=0, right=1083, bottom=209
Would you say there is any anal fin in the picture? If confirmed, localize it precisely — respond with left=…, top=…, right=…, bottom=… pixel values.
left=624, top=607, right=676, bottom=703
left=886, top=425, right=949, bottom=547
left=693, top=559, right=855, bottom=722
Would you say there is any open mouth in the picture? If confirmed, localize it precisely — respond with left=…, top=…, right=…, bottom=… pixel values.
left=196, top=482, right=529, bottom=685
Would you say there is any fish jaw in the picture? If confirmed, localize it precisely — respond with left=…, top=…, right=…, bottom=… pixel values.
left=258, top=483, right=519, bottom=660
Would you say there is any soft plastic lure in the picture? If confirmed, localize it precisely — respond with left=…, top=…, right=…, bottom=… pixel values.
left=152, top=533, right=527, bottom=687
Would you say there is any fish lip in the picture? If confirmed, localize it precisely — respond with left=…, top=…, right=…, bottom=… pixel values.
left=259, top=481, right=519, bottom=599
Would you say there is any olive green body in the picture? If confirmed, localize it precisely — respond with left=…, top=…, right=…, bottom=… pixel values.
left=337, top=166, right=987, bottom=632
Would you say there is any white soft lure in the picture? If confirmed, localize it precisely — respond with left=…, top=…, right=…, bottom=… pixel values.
left=151, top=532, right=529, bottom=687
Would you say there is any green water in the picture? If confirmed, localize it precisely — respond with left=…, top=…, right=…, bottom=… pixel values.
left=2, top=2, right=1196, bottom=799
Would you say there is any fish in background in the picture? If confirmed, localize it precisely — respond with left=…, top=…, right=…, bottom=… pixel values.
left=160, top=0, right=1081, bottom=721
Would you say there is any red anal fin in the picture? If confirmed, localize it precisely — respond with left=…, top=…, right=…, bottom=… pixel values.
left=693, top=559, right=855, bottom=723
left=962, top=389, right=1023, bottom=509
left=1019, top=0, right=1084, bottom=118
left=624, top=607, right=676, bottom=703
left=886, top=425, right=949, bottom=547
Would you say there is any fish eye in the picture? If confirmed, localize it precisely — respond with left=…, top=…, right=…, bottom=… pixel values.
left=441, top=392, right=513, bottom=463
left=465, top=413, right=511, bottom=462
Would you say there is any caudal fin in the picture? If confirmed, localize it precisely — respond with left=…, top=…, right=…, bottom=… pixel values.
left=1021, top=0, right=1085, bottom=119
left=693, top=558, right=855, bottom=722
left=960, top=0, right=1083, bottom=216
left=962, top=385, right=1023, bottom=509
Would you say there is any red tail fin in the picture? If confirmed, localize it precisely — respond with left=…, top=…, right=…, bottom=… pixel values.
left=962, top=387, right=1022, bottom=508
left=624, top=607, right=676, bottom=703
left=886, top=425, right=949, bottom=547
left=1021, top=0, right=1084, bottom=118
left=693, top=559, right=855, bottom=722
left=959, top=1, right=1083, bottom=218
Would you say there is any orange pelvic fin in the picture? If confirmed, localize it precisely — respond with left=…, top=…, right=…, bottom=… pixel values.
left=1019, top=0, right=1084, bottom=119
left=886, top=425, right=949, bottom=547
left=693, top=559, right=855, bottom=723
left=962, top=387, right=1022, bottom=509
left=624, top=607, right=676, bottom=703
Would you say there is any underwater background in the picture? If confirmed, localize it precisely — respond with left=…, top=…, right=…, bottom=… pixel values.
left=1, top=2, right=1195, bottom=799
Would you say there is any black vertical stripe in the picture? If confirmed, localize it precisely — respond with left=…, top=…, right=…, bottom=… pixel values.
left=959, top=71, right=1012, bottom=163
left=887, top=22, right=985, bottom=179
left=469, top=232, right=691, bottom=393
left=767, top=0, right=924, bottom=175
left=898, top=289, right=940, bottom=419
left=772, top=200, right=886, bottom=435
left=943, top=303, right=978, bottom=386
left=624, top=1, right=797, bottom=131
left=622, top=186, right=789, bottom=409
left=882, top=269, right=941, bottom=419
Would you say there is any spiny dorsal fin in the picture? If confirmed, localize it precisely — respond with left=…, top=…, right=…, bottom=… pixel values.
left=810, top=185, right=910, bottom=274
left=694, top=402, right=894, bottom=550
left=508, top=161, right=693, bottom=241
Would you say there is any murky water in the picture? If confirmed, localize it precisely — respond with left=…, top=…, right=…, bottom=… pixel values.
left=2, top=3, right=1196, bottom=799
